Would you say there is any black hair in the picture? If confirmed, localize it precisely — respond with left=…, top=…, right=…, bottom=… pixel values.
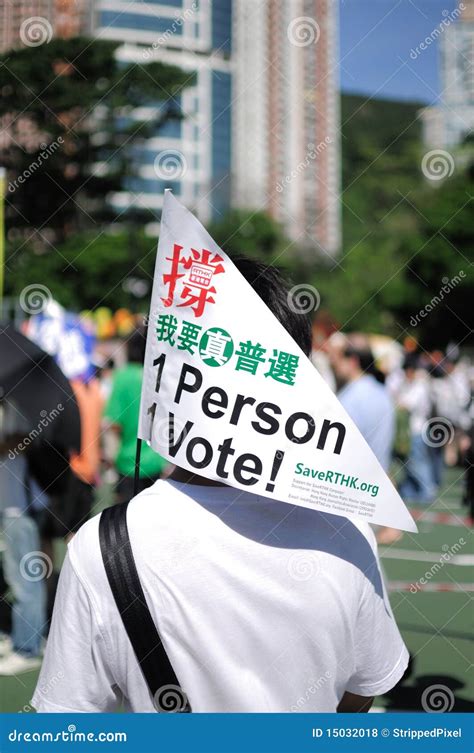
left=127, top=326, right=147, bottom=364
left=402, top=353, right=419, bottom=371
left=344, top=344, right=386, bottom=384
left=232, top=257, right=312, bottom=357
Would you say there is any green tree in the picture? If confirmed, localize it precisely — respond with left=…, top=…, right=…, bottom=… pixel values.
left=6, top=229, right=157, bottom=311
left=6, top=209, right=303, bottom=312
left=312, top=95, right=474, bottom=346
left=0, top=37, right=190, bottom=243
left=208, top=209, right=292, bottom=264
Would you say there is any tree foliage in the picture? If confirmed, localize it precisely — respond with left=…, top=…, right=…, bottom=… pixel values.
left=208, top=210, right=291, bottom=263
left=5, top=86, right=473, bottom=347
left=209, top=97, right=473, bottom=347
left=6, top=229, right=157, bottom=312
left=312, top=95, right=474, bottom=347
left=1, top=37, right=190, bottom=242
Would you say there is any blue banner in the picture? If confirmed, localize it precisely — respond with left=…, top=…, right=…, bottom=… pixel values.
left=0, top=713, right=472, bottom=753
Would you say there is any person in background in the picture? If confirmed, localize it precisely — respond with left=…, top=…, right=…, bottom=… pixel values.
left=331, top=337, right=395, bottom=472
left=0, top=401, right=47, bottom=675
left=395, top=355, right=435, bottom=504
left=67, top=376, right=104, bottom=533
left=331, top=337, right=399, bottom=546
left=103, top=327, right=167, bottom=504
left=462, top=366, right=474, bottom=521
left=38, top=375, right=103, bottom=557
left=28, top=374, right=103, bottom=625
left=431, top=352, right=471, bottom=474
left=95, top=357, right=115, bottom=404
left=310, top=315, right=339, bottom=392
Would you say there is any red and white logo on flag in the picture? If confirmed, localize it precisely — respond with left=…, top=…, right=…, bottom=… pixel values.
left=161, top=244, right=225, bottom=318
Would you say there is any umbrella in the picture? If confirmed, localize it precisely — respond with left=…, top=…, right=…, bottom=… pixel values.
left=0, top=322, right=81, bottom=455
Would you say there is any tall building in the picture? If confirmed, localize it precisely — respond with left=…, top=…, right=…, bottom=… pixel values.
left=2, top=0, right=341, bottom=255
left=420, top=3, right=474, bottom=148
left=232, top=0, right=341, bottom=257
left=0, top=0, right=92, bottom=52
left=94, top=0, right=233, bottom=224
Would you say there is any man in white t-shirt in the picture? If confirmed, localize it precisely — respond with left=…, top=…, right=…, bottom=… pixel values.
left=395, top=356, right=436, bottom=503
left=32, top=261, right=408, bottom=713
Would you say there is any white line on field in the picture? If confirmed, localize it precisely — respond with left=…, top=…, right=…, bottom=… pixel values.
left=380, top=549, right=474, bottom=566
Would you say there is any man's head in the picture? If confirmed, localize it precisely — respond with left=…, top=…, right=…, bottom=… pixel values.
left=402, top=353, right=419, bottom=381
left=232, top=257, right=312, bottom=357
left=331, top=335, right=378, bottom=386
left=127, top=326, right=147, bottom=364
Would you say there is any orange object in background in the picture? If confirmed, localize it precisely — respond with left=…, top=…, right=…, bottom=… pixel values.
left=69, top=378, right=104, bottom=485
left=80, top=307, right=140, bottom=340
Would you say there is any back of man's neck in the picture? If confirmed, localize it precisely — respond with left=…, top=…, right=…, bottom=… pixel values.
left=168, top=467, right=226, bottom=487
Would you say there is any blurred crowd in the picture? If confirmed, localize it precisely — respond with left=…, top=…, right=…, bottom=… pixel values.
left=316, top=332, right=472, bottom=521
left=0, top=315, right=472, bottom=676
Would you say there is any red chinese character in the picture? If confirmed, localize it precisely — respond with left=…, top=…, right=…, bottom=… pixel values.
left=162, top=243, right=186, bottom=308
left=162, top=245, right=225, bottom=317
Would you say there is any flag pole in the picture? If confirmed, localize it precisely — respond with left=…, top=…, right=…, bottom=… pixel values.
left=133, top=437, right=142, bottom=497
left=0, top=167, right=6, bottom=307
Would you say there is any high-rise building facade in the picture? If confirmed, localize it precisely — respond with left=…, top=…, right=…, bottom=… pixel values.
left=232, top=0, right=341, bottom=257
left=2, top=0, right=341, bottom=255
left=421, top=3, right=474, bottom=149
left=440, top=2, right=474, bottom=146
left=94, top=0, right=232, bottom=224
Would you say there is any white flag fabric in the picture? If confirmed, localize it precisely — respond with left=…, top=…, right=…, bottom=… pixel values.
left=139, top=191, right=416, bottom=532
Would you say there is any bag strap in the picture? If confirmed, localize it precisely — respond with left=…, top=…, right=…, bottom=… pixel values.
left=99, top=501, right=191, bottom=712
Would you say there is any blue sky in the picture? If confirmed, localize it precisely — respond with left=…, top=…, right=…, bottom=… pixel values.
left=339, top=0, right=460, bottom=103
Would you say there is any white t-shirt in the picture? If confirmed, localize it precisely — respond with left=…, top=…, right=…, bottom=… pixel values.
left=32, top=480, right=408, bottom=713
left=396, top=374, right=432, bottom=435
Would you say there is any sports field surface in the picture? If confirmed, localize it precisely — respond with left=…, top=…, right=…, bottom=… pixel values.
left=1, top=468, right=472, bottom=713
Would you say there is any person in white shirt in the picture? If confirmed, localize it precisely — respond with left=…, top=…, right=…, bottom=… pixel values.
left=395, top=356, right=435, bottom=503
left=331, top=337, right=401, bottom=546
left=32, top=261, right=408, bottom=713
left=332, top=340, right=395, bottom=473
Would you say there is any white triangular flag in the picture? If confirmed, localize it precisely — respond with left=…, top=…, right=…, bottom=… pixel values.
left=139, top=191, right=417, bottom=532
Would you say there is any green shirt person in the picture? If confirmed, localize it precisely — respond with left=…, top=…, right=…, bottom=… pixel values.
left=104, top=329, right=167, bottom=502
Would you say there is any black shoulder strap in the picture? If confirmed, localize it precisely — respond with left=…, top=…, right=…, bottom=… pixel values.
left=99, top=501, right=191, bottom=712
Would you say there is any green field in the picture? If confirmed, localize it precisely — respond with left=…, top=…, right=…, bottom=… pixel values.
left=1, top=469, right=472, bottom=713
left=377, top=467, right=473, bottom=711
